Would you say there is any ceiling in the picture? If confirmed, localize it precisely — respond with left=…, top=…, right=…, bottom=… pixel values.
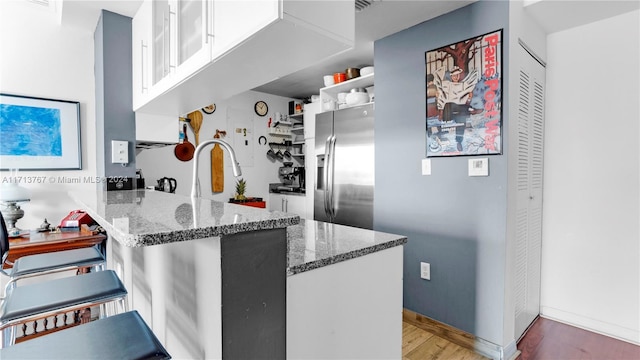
left=523, top=0, right=640, bottom=34
left=59, top=0, right=143, bottom=29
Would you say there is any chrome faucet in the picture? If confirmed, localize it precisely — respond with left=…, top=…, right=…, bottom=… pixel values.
left=190, top=139, right=242, bottom=198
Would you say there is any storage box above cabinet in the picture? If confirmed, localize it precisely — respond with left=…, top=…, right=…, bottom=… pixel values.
left=132, top=0, right=355, bottom=115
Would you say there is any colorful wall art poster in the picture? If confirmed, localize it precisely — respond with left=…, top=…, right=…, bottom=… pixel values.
left=425, top=29, right=502, bottom=157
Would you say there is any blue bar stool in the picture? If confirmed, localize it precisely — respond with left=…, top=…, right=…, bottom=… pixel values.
left=0, top=310, right=170, bottom=359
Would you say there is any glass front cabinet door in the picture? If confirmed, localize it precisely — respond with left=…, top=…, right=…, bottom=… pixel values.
left=150, top=0, right=214, bottom=89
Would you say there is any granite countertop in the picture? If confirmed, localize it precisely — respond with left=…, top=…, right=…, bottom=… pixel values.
left=69, top=189, right=407, bottom=275
left=68, top=189, right=299, bottom=247
left=286, top=219, right=407, bottom=276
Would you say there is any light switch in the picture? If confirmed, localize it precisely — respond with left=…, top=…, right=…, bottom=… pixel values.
left=421, top=158, right=431, bottom=175
left=111, top=140, right=128, bottom=164
left=468, top=158, right=489, bottom=176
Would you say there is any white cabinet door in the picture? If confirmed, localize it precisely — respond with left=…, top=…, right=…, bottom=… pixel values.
left=285, top=195, right=305, bottom=217
left=173, top=0, right=214, bottom=83
left=132, top=0, right=152, bottom=110
left=151, top=0, right=172, bottom=86
left=133, top=0, right=214, bottom=111
left=268, top=194, right=283, bottom=212
left=268, top=194, right=305, bottom=217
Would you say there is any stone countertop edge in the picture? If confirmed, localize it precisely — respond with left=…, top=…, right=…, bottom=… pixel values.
left=68, top=190, right=299, bottom=248
left=286, top=237, right=407, bottom=276
left=104, top=218, right=299, bottom=248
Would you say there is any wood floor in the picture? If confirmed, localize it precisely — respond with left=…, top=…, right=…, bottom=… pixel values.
left=402, top=314, right=640, bottom=360
left=517, top=317, right=640, bottom=360
left=402, top=321, right=488, bottom=360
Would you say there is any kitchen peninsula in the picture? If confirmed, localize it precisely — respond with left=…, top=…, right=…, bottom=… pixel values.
left=69, top=189, right=406, bottom=359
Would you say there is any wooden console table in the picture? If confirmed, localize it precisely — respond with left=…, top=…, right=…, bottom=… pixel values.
left=5, top=229, right=106, bottom=269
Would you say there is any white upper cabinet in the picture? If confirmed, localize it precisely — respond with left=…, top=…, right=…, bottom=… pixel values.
left=151, top=0, right=171, bottom=86
left=132, top=0, right=355, bottom=116
left=174, top=0, right=215, bottom=82
left=151, top=0, right=215, bottom=85
left=133, top=0, right=216, bottom=111
left=132, top=0, right=151, bottom=110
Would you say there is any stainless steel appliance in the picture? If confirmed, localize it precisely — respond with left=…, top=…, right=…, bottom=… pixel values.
left=279, top=164, right=297, bottom=185
left=314, top=103, right=374, bottom=229
left=270, top=164, right=305, bottom=193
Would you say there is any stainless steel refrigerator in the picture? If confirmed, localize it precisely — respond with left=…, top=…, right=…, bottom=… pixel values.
left=314, top=103, right=374, bottom=229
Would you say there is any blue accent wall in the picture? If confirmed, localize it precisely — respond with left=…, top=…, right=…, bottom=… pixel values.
left=95, top=10, right=136, bottom=183
left=373, top=0, right=510, bottom=345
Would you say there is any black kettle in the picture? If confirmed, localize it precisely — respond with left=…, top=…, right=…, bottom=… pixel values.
left=157, top=177, right=177, bottom=193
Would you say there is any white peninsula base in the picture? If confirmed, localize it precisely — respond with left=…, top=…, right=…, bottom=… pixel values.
left=287, top=246, right=404, bottom=359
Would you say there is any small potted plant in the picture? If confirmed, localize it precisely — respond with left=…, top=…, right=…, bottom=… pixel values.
left=234, top=178, right=247, bottom=201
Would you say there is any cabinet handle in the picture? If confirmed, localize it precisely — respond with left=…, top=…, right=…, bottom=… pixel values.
left=168, top=7, right=176, bottom=70
left=141, top=40, right=148, bottom=93
left=162, top=14, right=169, bottom=77
left=285, top=199, right=288, bottom=213
left=205, top=0, right=214, bottom=44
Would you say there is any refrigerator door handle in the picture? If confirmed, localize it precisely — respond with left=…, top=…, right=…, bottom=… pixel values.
left=327, top=135, right=337, bottom=220
left=323, top=136, right=332, bottom=220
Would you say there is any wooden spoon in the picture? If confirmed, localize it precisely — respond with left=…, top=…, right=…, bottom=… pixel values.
left=188, top=110, right=203, bottom=145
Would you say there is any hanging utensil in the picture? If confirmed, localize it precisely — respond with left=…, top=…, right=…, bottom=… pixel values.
left=211, top=129, right=226, bottom=192
left=187, top=110, right=203, bottom=146
left=174, top=123, right=195, bottom=161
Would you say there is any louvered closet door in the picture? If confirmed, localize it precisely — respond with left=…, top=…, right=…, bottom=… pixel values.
left=514, top=43, right=546, bottom=340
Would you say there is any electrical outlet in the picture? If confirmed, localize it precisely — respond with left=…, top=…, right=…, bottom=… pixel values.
left=420, top=262, right=431, bottom=280
left=111, top=140, right=128, bottom=164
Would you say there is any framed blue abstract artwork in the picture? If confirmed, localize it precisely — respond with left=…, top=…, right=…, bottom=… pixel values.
left=0, top=94, right=81, bottom=170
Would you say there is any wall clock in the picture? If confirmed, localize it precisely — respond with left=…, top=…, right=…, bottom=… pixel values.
left=254, top=100, right=268, bottom=117
left=202, top=104, right=216, bottom=114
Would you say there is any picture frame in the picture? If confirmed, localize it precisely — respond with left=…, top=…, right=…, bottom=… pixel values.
left=425, top=29, right=503, bottom=157
left=0, top=93, right=81, bottom=170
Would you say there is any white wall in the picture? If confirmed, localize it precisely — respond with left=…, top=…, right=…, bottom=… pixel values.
left=0, top=1, right=98, bottom=229
left=541, top=9, right=640, bottom=344
left=136, top=91, right=297, bottom=202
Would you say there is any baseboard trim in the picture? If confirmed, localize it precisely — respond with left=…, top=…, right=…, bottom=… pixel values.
left=403, top=308, right=511, bottom=360
left=541, top=306, right=640, bottom=346
left=502, top=339, right=519, bottom=360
